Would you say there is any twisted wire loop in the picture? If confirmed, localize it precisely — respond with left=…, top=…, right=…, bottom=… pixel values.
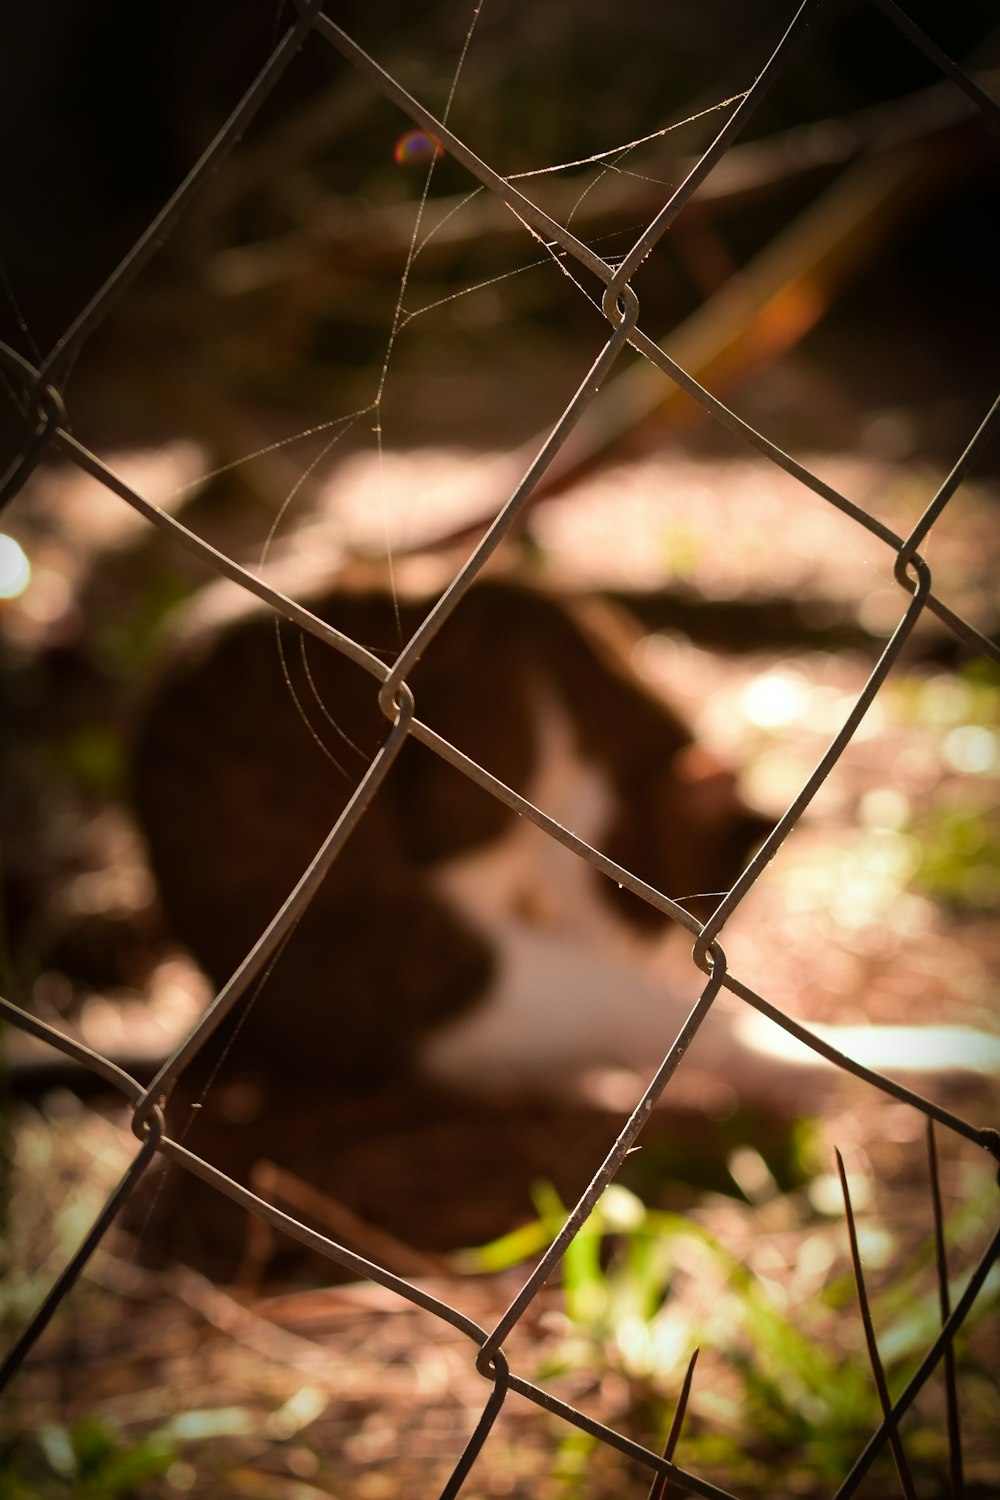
left=2, top=0, right=999, bottom=1494
left=0, top=343, right=66, bottom=512
left=603, top=0, right=823, bottom=302
left=439, top=1351, right=511, bottom=1500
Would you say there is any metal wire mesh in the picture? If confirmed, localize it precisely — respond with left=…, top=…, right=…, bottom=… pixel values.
left=1, top=2, right=998, bottom=1495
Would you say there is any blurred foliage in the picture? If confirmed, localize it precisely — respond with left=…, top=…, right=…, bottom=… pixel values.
left=891, top=661, right=1000, bottom=736
left=462, top=1172, right=1000, bottom=1492
left=48, top=726, right=124, bottom=800
left=0, top=1417, right=175, bottom=1500
left=893, top=662, right=1000, bottom=911
left=911, top=805, right=1000, bottom=911
left=0, top=1405, right=269, bottom=1500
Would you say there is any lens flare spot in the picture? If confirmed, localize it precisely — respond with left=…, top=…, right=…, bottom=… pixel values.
left=393, top=129, right=443, bottom=166
left=741, top=669, right=807, bottom=730
left=0, top=534, right=31, bottom=599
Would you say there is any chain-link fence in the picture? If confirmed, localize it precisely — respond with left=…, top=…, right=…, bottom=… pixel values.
left=2, top=2, right=999, bottom=1495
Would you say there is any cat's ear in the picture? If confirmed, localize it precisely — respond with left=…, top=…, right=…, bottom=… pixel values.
left=600, top=741, right=769, bottom=932
left=670, top=744, right=760, bottom=830
left=667, top=742, right=769, bottom=881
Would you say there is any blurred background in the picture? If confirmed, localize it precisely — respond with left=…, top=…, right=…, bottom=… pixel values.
left=1, top=3, right=999, bottom=1493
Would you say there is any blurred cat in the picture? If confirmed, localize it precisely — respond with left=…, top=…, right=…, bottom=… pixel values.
left=132, top=560, right=773, bottom=1093
left=132, top=559, right=1000, bottom=1104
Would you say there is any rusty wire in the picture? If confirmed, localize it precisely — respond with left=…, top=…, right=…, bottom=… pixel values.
left=1, top=2, right=999, bottom=1496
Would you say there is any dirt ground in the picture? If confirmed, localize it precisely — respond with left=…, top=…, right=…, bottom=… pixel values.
left=3, top=419, right=1000, bottom=1498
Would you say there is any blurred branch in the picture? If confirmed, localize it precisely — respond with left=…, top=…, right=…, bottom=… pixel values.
left=194, top=68, right=998, bottom=290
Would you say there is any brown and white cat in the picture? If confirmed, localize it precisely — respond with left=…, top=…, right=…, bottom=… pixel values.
left=132, top=560, right=999, bottom=1105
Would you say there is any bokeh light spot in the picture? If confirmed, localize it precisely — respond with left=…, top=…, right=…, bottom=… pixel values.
left=741, top=669, right=807, bottom=729
left=0, top=534, right=31, bottom=599
left=943, top=724, right=999, bottom=775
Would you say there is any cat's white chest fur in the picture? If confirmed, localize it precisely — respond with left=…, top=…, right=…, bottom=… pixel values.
left=421, top=691, right=1000, bottom=1098
left=424, top=690, right=730, bottom=1089
left=422, top=690, right=758, bottom=1092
